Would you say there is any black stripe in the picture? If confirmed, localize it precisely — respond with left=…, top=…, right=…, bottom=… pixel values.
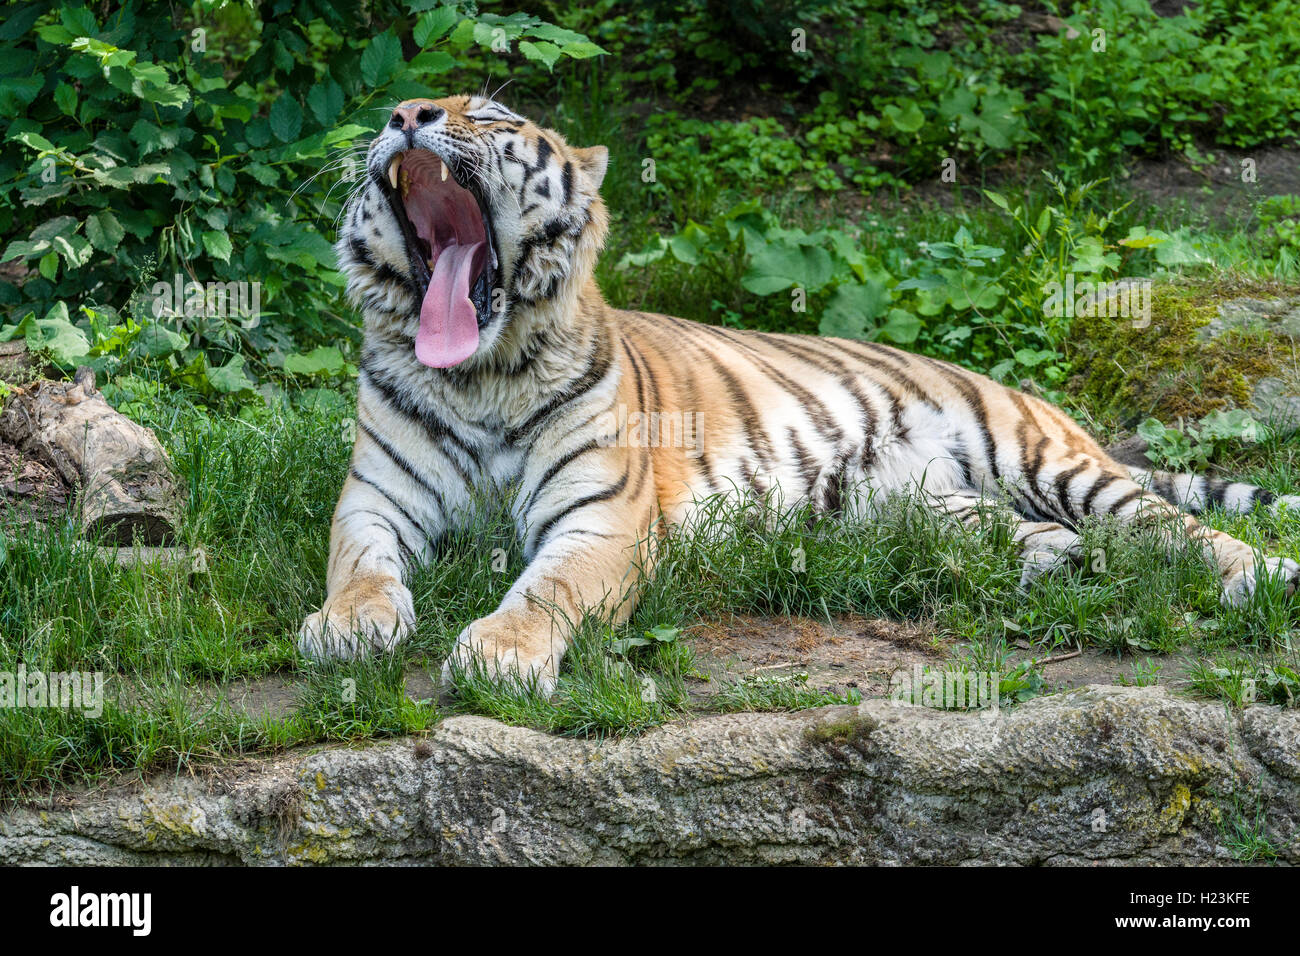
left=506, top=331, right=613, bottom=445
left=524, top=439, right=600, bottom=513
left=338, top=508, right=417, bottom=561
left=1081, top=473, right=1122, bottom=515
left=359, top=359, right=481, bottom=483
left=1107, top=488, right=1144, bottom=516
left=1053, top=461, right=1089, bottom=522
left=787, top=427, right=820, bottom=494
left=925, top=360, right=1000, bottom=482
left=349, top=467, right=427, bottom=539
left=359, top=421, right=448, bottom=521
left=530, top=471, right=628, bottom=554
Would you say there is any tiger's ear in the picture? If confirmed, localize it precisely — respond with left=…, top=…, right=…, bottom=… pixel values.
left=573, top=145, right=608, bottom=189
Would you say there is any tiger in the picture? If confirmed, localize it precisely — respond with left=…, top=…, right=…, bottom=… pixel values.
left=298, top=93, right=1300, bottom=693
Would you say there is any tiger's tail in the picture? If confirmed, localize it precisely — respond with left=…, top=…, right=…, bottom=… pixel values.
left=1128, top=466, right=1299, bottom=516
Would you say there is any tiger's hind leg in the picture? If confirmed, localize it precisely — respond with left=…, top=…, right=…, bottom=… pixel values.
left=1037, top=463, right=1300, bottom=607
left=927, top=490, right=1085, bottom=587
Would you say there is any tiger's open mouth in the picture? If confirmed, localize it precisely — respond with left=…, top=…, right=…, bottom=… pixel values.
left=379, top=150, right=498, bottom=368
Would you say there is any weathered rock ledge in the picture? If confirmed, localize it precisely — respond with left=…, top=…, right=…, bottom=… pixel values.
left=2, top=685, right=1297, bottom=865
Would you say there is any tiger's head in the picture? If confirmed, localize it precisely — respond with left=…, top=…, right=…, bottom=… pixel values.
left=339, top=94, right=609, bottom=370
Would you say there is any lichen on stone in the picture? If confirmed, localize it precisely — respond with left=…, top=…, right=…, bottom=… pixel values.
left=1068, top=278, right=1300, bottom=427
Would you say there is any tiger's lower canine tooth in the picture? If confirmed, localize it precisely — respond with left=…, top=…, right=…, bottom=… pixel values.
left=388, top=155, right=401, bottom=190
left=441, top=163, right=449, bottom=182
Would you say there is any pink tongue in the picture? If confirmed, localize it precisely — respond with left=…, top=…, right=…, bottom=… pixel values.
left=415, top=241, right=486, bottom=368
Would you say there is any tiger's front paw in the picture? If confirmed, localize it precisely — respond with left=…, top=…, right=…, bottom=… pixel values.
left=297, top=577, right=414, bottom=661
left=440, top=615, right=563, bottom=696
left=1221, top=555, right=1300, bottom=607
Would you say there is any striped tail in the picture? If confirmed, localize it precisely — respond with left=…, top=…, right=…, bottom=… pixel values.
left=1128, top=467, right=1300, bottom=516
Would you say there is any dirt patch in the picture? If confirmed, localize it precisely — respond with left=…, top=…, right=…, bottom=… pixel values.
left=683, top=613, right=1220, bottom=703
left=1122, top=145, right=1300, bottom=224
left=685, top=613, right=948, bottom=699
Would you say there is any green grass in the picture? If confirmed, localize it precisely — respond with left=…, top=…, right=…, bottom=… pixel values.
left=4, top=377, right=1300, bottom=797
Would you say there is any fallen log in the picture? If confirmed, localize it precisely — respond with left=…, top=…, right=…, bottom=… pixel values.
left=0, top=367, right=184, bottom=545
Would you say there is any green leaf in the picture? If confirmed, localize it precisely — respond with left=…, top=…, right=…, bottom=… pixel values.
left=51, top=234, right=93, bottom=268
left=54, top=82, right=78, bottom=117
left=283, top=345, right=346, bottom=376
left=743, top=242, right=835, bottom=295
left=206, top=355, right=257, bottom=394
left=883, top=100, right=925, bottom=134
left=85, top=211, right=125, bottom=252
left=414, top=7, right=460, bottom=46
left=879, top=308, right=921, bottom=344
left=31, top=303, right=91, bottom=366
left=407, top=50, right=456, bottom=76
left=361, top=31, right=403, bottom=87
left=269, top=96, right=304, bottom=143
left=30, top=216, right=79, bottom=243
left=132, top=323, right=189, bottom=358
left=202, top=229, right=233, bottom=263
left=557, top=40, right=606, bottom=59
left=518, top=40, right=563, bottom=71
left=11, top=130, right=59, bottom=153
left=527, top=23, right=589, bottom=45
left=820, top=281, right=890, bottom=338
left=307, top=80, right=345, bottom=127
left=983, top=190, right=1010, bottom=211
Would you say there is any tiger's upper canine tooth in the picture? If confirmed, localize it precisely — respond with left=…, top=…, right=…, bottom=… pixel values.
left=387, top=155, right=401, bottom=190
left=440, top=162, right=449, bottom=182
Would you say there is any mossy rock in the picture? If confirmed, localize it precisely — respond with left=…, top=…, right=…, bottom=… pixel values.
left=1068, top=277, right=1300, bottom=430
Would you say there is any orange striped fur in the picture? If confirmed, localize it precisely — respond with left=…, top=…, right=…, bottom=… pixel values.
left=299, top=96, right=1300, bottom=691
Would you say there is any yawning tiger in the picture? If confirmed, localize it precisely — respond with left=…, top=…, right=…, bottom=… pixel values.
left=299, top=94, right=1300, bottom=692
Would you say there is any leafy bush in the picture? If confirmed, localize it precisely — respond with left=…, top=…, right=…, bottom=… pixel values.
left=1137, top=409, right=1271, bottom=470
left=0, top=1, right=603, bottom=402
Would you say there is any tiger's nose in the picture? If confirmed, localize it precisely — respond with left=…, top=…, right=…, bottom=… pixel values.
left=389, top=103, right=444, bottom=132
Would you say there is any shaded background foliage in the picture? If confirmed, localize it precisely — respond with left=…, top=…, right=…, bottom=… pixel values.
left=2, top=0, right=1298, bottom=412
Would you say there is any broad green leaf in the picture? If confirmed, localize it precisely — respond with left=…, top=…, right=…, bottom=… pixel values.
left=269, top=96, right=304, bottom=143
left=202, top=229, right=233, bottom=263
left=883, top=100, right=925, bottom=134
left=527, top=23, right=589, bottom=45
left=414, top=7, right=460, bottom=46
left=133, top=324, right=189, bottom=358
left=283, top=345, right=346, bottom=376
left=86, top=211, right=125, bottom=252
left=52, top=234, right=93, bottom=268
left=407, top=50, right=456, bottom=76
left=207, top=355, right=257, bottom=394
left=820, top=280, right=890, bottom=338
left=11, top=129, right=58, bottom=153
left=879, top=308, right=921, bottom=344
left=519, top=40, right=563, bottom=71
left=361, top=31, right=403, bottom=86
left=307, top=80, right=345, bottom=126
left=558, top=40, right=606, bottom=59
left=743, top=242, right=835, bottom=294
left=54, top=82, right=78, bottom=117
